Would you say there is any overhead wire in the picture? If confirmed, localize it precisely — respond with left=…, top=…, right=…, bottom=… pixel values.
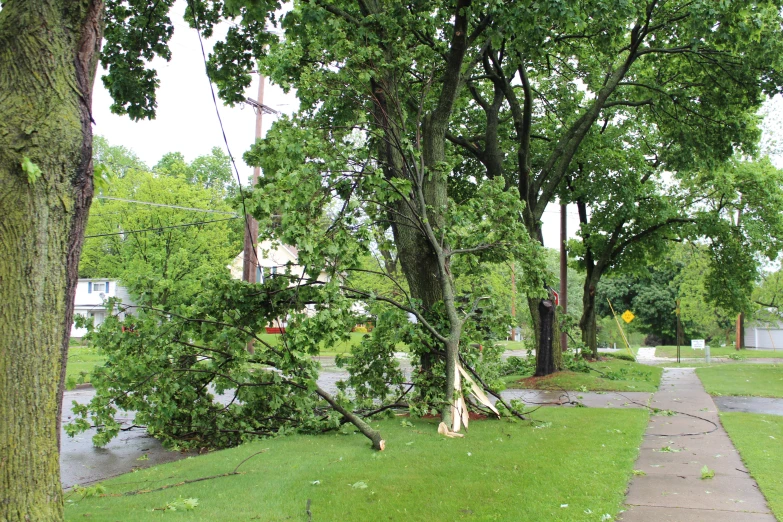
left=84, top=217, right=239, bottom=238
left=187, top=0, right=261, bottom=269
left=95, top=196, right=238, bottom=216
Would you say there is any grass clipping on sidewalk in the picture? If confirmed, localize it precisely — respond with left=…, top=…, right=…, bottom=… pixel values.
left=65, top=409, right=647, bottom=521
left=720, top=413, right=783, bottom=520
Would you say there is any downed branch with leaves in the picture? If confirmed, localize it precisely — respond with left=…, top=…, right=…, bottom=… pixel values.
left=67, top=274, right=535, bottom=452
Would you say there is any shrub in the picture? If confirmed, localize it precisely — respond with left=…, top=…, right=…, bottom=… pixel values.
left=603, top=352, right=636, bottom=362
left=501, top=356, right=533, bottom=376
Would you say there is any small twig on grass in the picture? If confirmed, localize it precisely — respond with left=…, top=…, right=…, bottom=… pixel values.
left=118, top=449, right=270, bottom=497
left=121, top=472, right=241, bottom=496
left=233, top=448, right=270, bottom=474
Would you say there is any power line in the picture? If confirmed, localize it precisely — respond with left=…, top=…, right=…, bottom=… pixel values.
left=84, top=217, right=239, bottom=239
left=95, top=196, right=238, bottom=216
left=188, top=0, right=261, bottom=269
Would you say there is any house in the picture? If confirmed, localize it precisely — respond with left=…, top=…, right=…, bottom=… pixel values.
left=744, top=322, right=783, bottom=350
left=229, top=241, right=331, bottom=331
left=229, top=240, right=331, bottom=286
left=71, top=279, right=135, bottom=337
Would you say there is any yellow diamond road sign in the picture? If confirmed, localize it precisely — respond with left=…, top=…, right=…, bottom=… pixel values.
left=621, top=310, right=635, bottom=323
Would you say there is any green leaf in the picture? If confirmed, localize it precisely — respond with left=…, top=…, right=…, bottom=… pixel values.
left=21, top=156, right=41, bottom=184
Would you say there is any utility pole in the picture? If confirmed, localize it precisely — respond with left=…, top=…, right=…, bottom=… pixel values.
left=676, top=299, right=682, bottom=364
left=736, top=201, right=744, bottom=350
left=242, top=75, right=265, bottom=284
left=241, top=76, right=280, bottom=354
left=241, top=75, right=279, bottom=281
left=560, top=202, right=568, bottom=352
left=510, top=263, right=516, bottom=340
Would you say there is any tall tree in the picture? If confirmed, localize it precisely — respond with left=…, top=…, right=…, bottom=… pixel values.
left=565, top=120, right=693, bottom=356
left=597, top=266, right=682, bottom=345
left=203, top=0, right=783, bottom=377
left=675, top=244, right=737, bottom=345
left=448, top=0, right=783, bottom=367
left=79, top=163, right=242, bottom=309
left=0, top=1, right=104, bottom=520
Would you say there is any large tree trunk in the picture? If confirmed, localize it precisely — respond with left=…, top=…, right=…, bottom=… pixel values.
left=370, top=0, right=472, bottom=428
left=0, top=2, right=103, bottom=520
left=580, top=271, right=599, bottom=358
left=521, top=211, right=562, bottom=375
left=390, top=186, right=446, bottom=371
left=533, top=298, right=562, bottom=376
left=372, top=78, right=447, bottom=372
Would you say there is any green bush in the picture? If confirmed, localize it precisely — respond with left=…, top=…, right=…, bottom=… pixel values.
left=501, top=356, right=533, bottom=376
left=603, top=352, right=636, bottom=362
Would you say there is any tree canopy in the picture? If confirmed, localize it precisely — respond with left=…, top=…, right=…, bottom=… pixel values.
left=83, top=0, right=783, bottom=431
left=80, top=140, right=242, bottom=309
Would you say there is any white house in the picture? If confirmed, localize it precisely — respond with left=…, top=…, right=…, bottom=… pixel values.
left=71, top=279, right=135, bottom=337
left=229, top=240, right=330, bottom=285
left=744, top=322, right=783, bottom=350
left=229, top=241, right=334, bottom=331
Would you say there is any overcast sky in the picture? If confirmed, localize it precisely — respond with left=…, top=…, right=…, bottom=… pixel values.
left=90, top=1, right=781, bottom=251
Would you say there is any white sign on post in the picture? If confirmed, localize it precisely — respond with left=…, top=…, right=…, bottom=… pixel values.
left=691, top=339, right=705, bottom=349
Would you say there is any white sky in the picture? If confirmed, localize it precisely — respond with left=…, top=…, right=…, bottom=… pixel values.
left=90, top=1, right=781, bottom=251
left=91, top=2, right=297, bottom=177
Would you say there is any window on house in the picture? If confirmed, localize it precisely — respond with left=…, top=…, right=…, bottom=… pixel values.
left=271, top=266, right=277, bottom=275
left=92, top=282, right=106, bottom=293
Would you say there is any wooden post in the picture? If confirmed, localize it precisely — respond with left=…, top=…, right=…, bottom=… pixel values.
left=560, top=202, right=567, bottom=351
left=735, top=203, right=744, bottom=350
left=242, top=75, right=265, bottom=284
left=243, top=75, right=265, bottom=354
left=510, top=263, right=516, bottom=340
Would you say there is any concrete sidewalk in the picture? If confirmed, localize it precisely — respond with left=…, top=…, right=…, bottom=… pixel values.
left=620, top=367, right=775, bottom=521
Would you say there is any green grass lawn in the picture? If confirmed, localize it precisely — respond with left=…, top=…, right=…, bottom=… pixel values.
left=64, top=408, right=648, bottom=521
left=696, top=364, right=783, bottom=397
left=654, top=345, right=783, bottom=359
left=720, top=413, right=783, bottom=519
left=65, top=345, right=106, bottom=388
left=497, top=340, right=526, bottom=351
left=505, top=359, right=662, bottom=392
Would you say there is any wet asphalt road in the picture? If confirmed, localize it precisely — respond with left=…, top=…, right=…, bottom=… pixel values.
left=60, top=388, right=188, bottom=489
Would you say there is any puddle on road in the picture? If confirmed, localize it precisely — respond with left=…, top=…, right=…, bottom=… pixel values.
left=60, top=388, right=191, bottom=489
left=713, top=396, right=783, bottom=416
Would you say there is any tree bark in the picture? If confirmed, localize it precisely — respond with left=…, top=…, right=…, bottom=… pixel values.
left=580, top=287, right=598, bottom=358
left=315, top=386, right=385, bottom=450
left=579, top=268, right=600, bottom=358
left=534, top=298, right=562, bottom=376
left=369, top=0, right=473, bottom=415
left=0, top=2, right=103, bottom=520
